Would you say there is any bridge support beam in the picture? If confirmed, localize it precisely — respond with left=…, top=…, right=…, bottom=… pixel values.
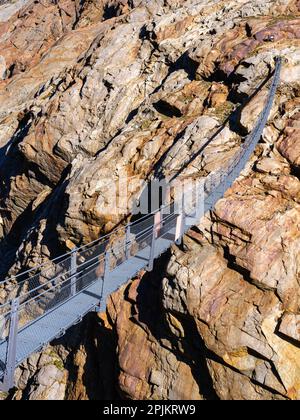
left=0, top=298, right=19, bottom=392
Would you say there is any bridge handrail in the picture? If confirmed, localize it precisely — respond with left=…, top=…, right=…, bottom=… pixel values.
left=14, top=211, right=176, bottom=303
left=0, top=201, right=173, bottom=286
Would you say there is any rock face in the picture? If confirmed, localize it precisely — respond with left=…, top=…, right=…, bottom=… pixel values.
left=0, top=0, right=300, bottom=400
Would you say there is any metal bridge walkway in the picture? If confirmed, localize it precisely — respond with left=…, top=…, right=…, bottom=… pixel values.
left=0, top=58, right=282, bottom=392
left=0, top=228, right=176, bottom=380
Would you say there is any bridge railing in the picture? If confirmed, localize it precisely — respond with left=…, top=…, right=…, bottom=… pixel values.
left=0, top=205, right=180, bottom=342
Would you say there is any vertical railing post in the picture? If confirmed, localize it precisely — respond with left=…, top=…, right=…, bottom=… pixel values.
left=147, top=208, right=162, bottom=272
left=104, top=250, right=110, bottom=282
left=147, top=223, right=156, bottom=272
left=175, top=213, right=183, bottom=245
left=125, top=224, right=130, bottom=260
left=154, top=207, right=162, bottom=238
left=175, top=194, right=185, bottom=245
left=2, top=298, right=19, bottom=391
left=175, top=212, right=185, bottom=245
left=99, top=250, right=110, bottom=312
left=70, top=247, right=77, bottom=296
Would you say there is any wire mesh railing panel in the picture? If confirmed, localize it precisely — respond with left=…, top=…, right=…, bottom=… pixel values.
left=0, top=337, right=8, bottom=379
left=17, top=254, right=106, bottom=332
left=0, top=310, right=11, bottom=343
left=17, top=283, right=65, bottom=331
left=0, top=301, right=11, bottom=318
left=76, top=262, right=103, bottom=295
left=131, top=215, right=155, bottom=236
left=75, top=242, right=107, bottom=281
left=109, top=237, right=127, bottom=271
left=159, top=214, right=178, bottom=238
left=132, top=230, right=154, bottom=257
left=76, top=238, right=109, bottom=268
left=13, top=255, right=73, bottom=307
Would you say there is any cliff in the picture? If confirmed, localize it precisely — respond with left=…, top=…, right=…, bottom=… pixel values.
left=0, top=0, right=299, bottom=400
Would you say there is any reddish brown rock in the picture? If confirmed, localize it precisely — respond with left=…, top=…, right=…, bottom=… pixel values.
left=0, top=0, right=300, bottom=402
left=278, top=112, right=300, bottom=167
left=207, top=83, right=228, bottom=108
left=279, top=313, right=300, bottom=343
left=0, top=0, right=81, bottom=82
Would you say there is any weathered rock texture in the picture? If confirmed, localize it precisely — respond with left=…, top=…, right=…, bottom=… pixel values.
left=0, top=0, right=300, bottom=400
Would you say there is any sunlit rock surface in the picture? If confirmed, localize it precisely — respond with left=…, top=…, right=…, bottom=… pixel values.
left=0, top=0, right=299, bottom=400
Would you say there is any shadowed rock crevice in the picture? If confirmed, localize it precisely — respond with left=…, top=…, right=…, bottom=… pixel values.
left=223, top=247, right=253, bottom=280
left=170, top=52, right=200, bottom=81
left=0, top=164, right=71, bottom=279
left=289, top=164, right=300, bottom=180
left=168, top=312, right=220, bottom=400
left=125, top=51, right=199, bottom=125
left=61, top=313, right=119, bottom=400
left=153, top=100, right=183, bottom=118
left=103, top=2, right=124, bottom=20
left=133, top=253, right=219, bottom=400
left=222, top=246, right=276, bottom=293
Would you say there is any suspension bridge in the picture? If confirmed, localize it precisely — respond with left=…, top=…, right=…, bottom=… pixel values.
left=0, top=57, right=282, bottom=392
